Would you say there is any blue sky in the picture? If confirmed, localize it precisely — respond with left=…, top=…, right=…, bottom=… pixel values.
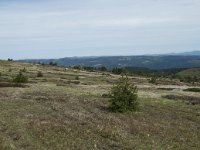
left=0, top=0, right=200, bottom=59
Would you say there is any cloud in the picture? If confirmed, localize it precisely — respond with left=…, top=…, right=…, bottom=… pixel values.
left=0, top=0, right=200, bottom=59
left=71, top=18, right=175, bottom=28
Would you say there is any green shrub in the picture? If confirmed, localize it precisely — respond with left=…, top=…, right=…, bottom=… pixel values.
left=13, top=72, right=28, bottom=83
left=112, top=68, right=127, bottom=75
left=75, top=76, right=80, bottom=80
left=183, top=88, right=200, bottom=93
left=109, top=75, right=138, bottom=113
left=37, top=71, right=43, bottom=77
left=102, top=93, right=111, bottom=98
left=149, top=77, right=157, bottom=84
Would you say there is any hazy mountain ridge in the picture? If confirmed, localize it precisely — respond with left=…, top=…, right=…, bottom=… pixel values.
left=20, top=51, right=200, bottom=70
left=167, top=51, right=200, bottom=56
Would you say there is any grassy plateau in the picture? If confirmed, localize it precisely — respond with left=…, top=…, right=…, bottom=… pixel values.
left=0, top=60, right=200, bottom=150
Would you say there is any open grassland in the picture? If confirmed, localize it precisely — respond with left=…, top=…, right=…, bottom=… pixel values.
left=0, top=60, right=200, bottom=150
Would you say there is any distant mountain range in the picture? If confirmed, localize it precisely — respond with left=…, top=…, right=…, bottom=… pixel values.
left=167, top=51, right=200, bottom=56
left=20, top=51, right=200, bottom=70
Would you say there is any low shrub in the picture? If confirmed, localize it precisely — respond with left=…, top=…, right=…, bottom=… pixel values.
left=149, top=77, right=157, bottom=84
left=183, top=88, right=200, bottom=93
left=37, top=71, right=43, bottom=77
left=101, top=93, right=111, bottom=98
left=13, top=72, right=28, bottom=83
left=75, top=76, right=80, bottom=80
left=109, top=75, right=138, bottom=113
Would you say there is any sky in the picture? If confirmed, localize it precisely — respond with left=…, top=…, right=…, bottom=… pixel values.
left=0, top=0, right=200, bottom=59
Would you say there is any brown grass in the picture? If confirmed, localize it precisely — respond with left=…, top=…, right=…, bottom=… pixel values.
left=0, top=82, right=27, bottom=88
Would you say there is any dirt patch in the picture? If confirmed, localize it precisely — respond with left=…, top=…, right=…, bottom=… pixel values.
left=162, top=95, right=200, bottom=105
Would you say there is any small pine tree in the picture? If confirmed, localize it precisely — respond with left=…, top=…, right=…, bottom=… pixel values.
left=13, top=72, right=28, bottom=83
left=109, top=75, right=138, bottom=113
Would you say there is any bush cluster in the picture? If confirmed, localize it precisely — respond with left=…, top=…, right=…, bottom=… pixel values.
left=180, top=76, right=200, bottom=84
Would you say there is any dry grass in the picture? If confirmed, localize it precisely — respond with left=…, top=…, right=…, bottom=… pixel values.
left=162, top=95, right=200, bottom=105
left=0, top=60, right=200, bottom=149
left=0, top=82, right=27, bottom=88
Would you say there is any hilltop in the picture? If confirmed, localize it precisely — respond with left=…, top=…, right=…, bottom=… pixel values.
left=0, top=60, right=200, bottom=149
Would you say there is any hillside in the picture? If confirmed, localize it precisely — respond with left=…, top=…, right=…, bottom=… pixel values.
left=177, top=68, right=200, bottom=78
left=21, top=55, right=200, bottom=69
left=0, top=60, right=200, bottom=149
